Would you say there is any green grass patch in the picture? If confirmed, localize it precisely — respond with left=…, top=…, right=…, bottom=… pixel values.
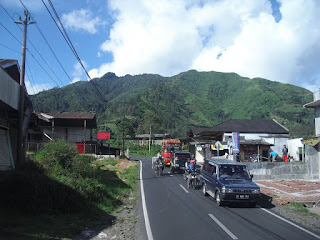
left=0, top=140, right=139, bottom=239
left=288, top=203, right=320, bottom=218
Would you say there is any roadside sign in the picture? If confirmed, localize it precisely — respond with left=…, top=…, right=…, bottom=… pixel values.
left=232, top=132, right=240, bottom=154
left=98, top=132, right=110, bottom=140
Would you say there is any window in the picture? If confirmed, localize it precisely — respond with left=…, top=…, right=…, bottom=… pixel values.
left=212, top=165, right=216, bottom=175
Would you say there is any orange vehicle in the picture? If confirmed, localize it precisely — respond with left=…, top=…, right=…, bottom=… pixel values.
left=161, top=139, right=182, bottom=166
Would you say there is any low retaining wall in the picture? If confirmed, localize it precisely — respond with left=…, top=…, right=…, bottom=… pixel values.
left=247, top=144, right=319, bottom=181
left=247, top=159, right=319, bottom=181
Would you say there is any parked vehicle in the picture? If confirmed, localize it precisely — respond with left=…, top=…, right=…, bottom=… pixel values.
left=170, top=151, right=191, bottom=174
left=161, top=139, right=182, bottom=166
left=200, top=159, right=260, bottom=207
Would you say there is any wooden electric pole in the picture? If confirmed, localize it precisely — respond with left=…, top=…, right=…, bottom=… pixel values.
left=15, top=10, right=35, bottom=166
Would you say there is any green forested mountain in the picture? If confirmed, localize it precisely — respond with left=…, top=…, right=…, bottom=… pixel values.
left=30, top=70, right=314, bottom=138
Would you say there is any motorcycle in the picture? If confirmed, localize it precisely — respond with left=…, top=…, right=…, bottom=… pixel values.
left=155, top=162, right=164, bottom=176
left=187, top=171, right=200, bottom=189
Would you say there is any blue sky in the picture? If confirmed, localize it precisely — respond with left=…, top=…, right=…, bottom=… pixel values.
left=0, top=0, right=319, bottom=94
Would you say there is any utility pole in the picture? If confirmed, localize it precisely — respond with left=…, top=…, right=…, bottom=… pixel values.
left=15, top=10, right=35, bottom=166
left=122, top=117, right=125, bottom=158
left=149, top=124, right=152, bottom=155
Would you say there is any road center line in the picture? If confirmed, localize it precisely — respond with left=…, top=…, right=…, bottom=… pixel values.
left=179, top=184, right=189, bottom=193
left=208, top=214, right=238, bottom=240
left=258, top=206, right=320, bottom=239
left=140, top=160, right=154, bottom=240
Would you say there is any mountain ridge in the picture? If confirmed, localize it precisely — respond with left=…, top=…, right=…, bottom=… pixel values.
left=30, top=70, right=314, bottom=138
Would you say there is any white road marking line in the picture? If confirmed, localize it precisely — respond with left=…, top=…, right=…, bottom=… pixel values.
left=258, top=206, right=320, bottom=239
left=140, top=160, right=154, bottom=240
left=179, top=184, right=189, bottom=193
left=208, top=214, right=238, bottom=240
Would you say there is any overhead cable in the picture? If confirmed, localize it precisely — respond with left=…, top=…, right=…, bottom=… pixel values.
left=43, top=0, right=106, bottom=102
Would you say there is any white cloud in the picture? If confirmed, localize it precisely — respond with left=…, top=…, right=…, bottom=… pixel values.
left=90, top=0, right=320, bottom=91
left=62, top=9, right=106, bottom=34
left=72, top=61, right=88, bottom=83
left=25, top=81, right=53, bottom=95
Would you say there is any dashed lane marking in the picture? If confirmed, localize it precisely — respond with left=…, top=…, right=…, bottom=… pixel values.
left=208, top=214, right=238, bottom=240
left=179, top=184, right=189, bottom=193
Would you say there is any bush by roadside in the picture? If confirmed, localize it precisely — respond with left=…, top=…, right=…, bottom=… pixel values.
left=0, top=140, right=139, bottom=239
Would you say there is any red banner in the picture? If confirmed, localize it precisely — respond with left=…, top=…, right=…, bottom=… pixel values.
left=98, top=132, right=110, bottom=140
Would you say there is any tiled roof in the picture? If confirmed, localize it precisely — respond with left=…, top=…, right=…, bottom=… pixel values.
left=189, top=126, right=217, bottom=135
left=190, top=119, right=289, bottom=135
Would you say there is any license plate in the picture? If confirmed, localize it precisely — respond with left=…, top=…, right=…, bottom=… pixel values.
left=236, top=195, right=249, bottom=199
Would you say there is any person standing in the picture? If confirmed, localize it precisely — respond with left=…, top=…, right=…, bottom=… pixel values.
left=282, top=145, right=288, bottom=162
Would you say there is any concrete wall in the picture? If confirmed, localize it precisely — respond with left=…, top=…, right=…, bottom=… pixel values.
left=247, top=148, right=319, bottom=180
left=0, top=68, right=19, bottom=110
left=287, top=138, right=303, bottom=161
left=42, top=127, right=92, bottom=143
left=272, top=137, right=288, bottom=155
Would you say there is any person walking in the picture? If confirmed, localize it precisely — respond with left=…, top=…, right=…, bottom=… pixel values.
left=282, top=145, right=288, bottom=162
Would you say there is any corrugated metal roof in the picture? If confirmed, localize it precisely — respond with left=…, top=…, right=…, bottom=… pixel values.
left=39, top=112, right=96, bottom=120
left=0, top=59, right=18, bottom=68
left=304, top=99, right=320, bottom=108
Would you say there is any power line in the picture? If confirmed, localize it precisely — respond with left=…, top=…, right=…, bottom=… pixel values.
left=43, top=0, right=106, bottom=102
left=26, top=61, right=37, bottom=95
left=18, top=0, right=27, bottom=11
left=0, top=18, right=59, bottom=87
left=1, top=3, right=64, bottom=86
left=0, top=42, right=21, bottom=54
left=33, top=21, right=73, bottom=83
left=27, top=49, right=60, bottom=87
left=0, top=22, right=22, bottom=44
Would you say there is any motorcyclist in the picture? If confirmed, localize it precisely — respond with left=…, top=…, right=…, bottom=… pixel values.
left=155, top=156, right=164, bottom=173
left=186, top=160, right=197, bottom=189
left=157, top=150, right=162, bottom=159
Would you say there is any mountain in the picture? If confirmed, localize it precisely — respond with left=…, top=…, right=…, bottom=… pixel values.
left=30, top=70, right=314, bottom=139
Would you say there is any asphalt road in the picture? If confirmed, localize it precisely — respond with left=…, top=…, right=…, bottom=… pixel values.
left=132, top=156, right=320, bottom=240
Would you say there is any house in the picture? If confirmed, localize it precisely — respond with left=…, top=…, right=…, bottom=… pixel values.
left=27, top=112, right=97, bottom=154
left=134, top=133, right=171, bottom=146
left=303, top=89, right=320, bottom=178
left=189, top=119, right=289, bottom=163
left=0, top=59, right=33, bottom=170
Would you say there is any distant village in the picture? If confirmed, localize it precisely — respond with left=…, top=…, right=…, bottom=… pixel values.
left=1, top=59, right=319, bottom=181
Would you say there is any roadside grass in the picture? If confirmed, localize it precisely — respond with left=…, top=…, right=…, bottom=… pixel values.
left=287, top=202, right=320, bottom=218
left=127, top=143, right=159, bottom=157
left=0, top=140, right=139, bottom=239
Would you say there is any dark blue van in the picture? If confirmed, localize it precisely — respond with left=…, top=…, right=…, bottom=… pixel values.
left=200, top=158, right=260, bottom=207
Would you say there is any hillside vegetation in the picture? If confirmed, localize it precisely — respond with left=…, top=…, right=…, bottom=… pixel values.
left=30, top=70, right=314, bottom=138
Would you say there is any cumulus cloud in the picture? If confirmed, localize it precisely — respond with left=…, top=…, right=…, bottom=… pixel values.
left=72, top=61, right=88, bottom=83
left=25, top=81, right=53, bottom=95
left=62, top=9, right=106, bottom=34
left=89, top=0, right=320, bottom=91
